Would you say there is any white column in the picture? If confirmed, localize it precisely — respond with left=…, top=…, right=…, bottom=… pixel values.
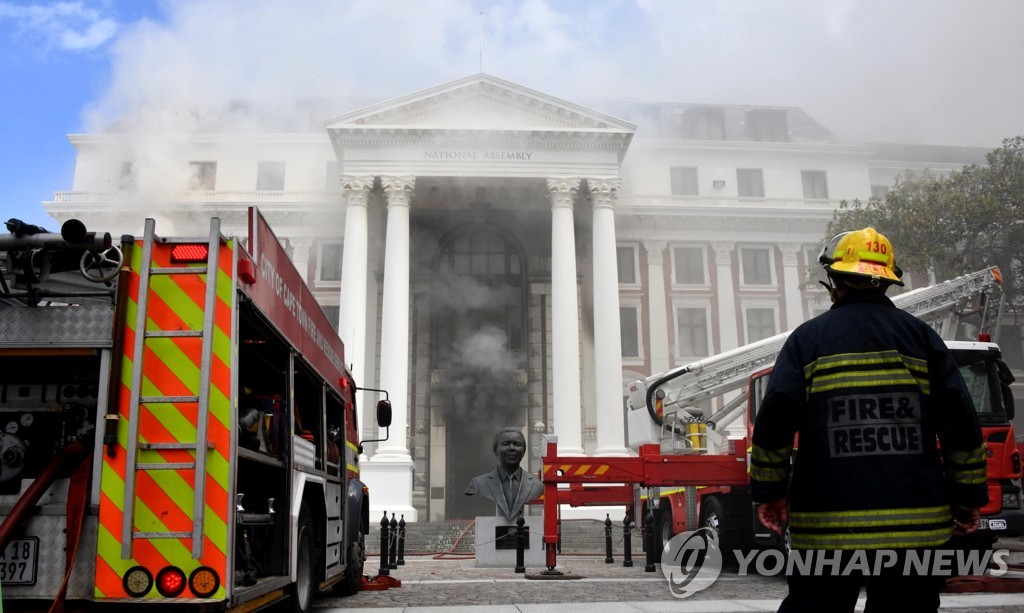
left=548, top=177, right=584, bottom=455
left=780, top=243, right=805, bottom=331
left=644, top=241, right=671, bottom=374
left=589, top=178, right=628, bottom=456
left=338, top=176, right=373, bottom=387
left=712, top=242, right=738, bottom=351
left=364, top=175, right=417, bottom=521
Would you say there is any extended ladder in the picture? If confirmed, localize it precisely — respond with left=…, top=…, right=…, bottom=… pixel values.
left=120, top=217, right=223, bottom=559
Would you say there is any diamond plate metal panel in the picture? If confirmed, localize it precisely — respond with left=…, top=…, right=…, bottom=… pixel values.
left=0, top=513, right=98, bottom=600
left=0, top=305, right=115, bottom=347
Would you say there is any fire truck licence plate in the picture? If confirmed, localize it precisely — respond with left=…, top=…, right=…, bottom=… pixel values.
left=0, top=537, right=39, bottom=585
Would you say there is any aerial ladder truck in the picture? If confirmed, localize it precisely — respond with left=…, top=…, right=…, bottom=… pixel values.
left=540, top=266, right=1022, bottom=568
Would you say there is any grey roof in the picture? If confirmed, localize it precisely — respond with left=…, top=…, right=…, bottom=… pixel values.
left=578, top=100, right=837, bottom=143
left=870, top=143, right=990, bottom=165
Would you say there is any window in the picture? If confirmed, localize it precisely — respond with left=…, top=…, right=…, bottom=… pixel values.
left=617, top=245, right=638, bottom=285
left=670, top=167, right=699, bottom=196
left=119, top=162, right=136, bottom=191
left=746, top=307, right=777, bottom=343
left=804, top=245, right=829, bottom=286
left=870, top=185, right=889, bottom=200
left=325, top=161, right=342, bottom=192
left=683, top=107, right=726, bottom=140
left=620, top=306, right=641, bottom=359
left=802, top=171, right=829, bottom=199
left=676, top=307, right=709, bottom=357
left=672, top=246, right=706, bottom=285
left=321, top=305, right=340, bottom=332
left=441, top=233, right=521, bottom=275
left=737, top=169, right=765, bottom=198
left=188, top=162, right=217, bottom=190
left=318, top=242, right=343, bottom=282
left=257, top=161, right=286, bottom=191
left=740, top=247, right=773, bottom=285
left=746, top=109, right=789, bottom=142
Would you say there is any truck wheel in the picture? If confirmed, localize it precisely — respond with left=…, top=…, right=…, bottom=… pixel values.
left=292, top=503, right=315, bottom=612
left=701, top=497, right=736, bottom=565
left=655, top=510, right=674, bottom=563
left=333, top=530, right=365, bottom=596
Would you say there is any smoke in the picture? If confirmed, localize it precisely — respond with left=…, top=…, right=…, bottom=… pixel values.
left=431, top=272, right=521, bottom=378
left=72, top=0, right=1023, bottom=149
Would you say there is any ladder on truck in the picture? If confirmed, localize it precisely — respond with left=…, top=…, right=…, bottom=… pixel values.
left=625, top=266, right=1004, bottom=448
left=120, top=217, right=224, bottom=559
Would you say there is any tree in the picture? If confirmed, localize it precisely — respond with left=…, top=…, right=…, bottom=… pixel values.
left=826, top=136, right=1024, bottom=307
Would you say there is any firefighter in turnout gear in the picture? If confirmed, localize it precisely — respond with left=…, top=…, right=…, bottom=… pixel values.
left=751, top=228, right=988, bottom=613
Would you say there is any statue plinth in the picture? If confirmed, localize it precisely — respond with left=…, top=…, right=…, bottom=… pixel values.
left=474, top=514, right=545, bottom=568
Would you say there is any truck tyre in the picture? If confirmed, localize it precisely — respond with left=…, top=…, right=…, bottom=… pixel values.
left=332, top=529, right=365, bottom=596
left=701, top=497, right=737, bottom=566
left=655, top=509, right=674, bottom=563
left=292, top=503, right=315, bottom=612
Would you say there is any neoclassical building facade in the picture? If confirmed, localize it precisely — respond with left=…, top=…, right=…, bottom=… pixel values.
left=46, top=74, right=987, bottom=521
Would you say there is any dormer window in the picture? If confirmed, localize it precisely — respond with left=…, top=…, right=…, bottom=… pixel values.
left=747, top=109, right=789, bottom=142
left=683, top=107, right=726, bottom=140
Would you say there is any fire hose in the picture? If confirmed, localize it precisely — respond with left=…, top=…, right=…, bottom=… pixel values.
left=0, top=441, right=91, bottom=613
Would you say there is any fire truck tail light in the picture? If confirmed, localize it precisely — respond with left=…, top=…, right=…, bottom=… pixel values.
left=1013, top=451, right=1021, bottom=476
left=170, top=244, right=210, bottom=263
left=122, top=566, right=153, bottom=597
left=155, top=566, right=187, bottom=597
left=189, top=566, right=220, bottom=598
left=238, top=257, right=257, bottom=284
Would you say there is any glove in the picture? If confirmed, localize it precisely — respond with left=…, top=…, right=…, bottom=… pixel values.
left=757, top=499, right=789, bottom=535
left=952, top=506, right=980, bottom=536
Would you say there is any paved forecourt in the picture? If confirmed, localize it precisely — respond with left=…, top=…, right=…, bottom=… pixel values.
left=312, top=555, right=1024, bottom=612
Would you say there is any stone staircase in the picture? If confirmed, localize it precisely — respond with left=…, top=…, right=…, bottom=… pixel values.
left=366, top=517, right=642, bottom=556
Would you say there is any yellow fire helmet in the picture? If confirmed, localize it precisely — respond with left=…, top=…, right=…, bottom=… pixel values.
left=818, top=227, right=904, bottom=286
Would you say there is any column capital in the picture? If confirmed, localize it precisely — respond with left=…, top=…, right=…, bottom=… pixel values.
left=289, top=236, right=314, bottom=263
left=779, top=242, right=802, bottom=266
left=587, top=177, right=622, bottom=210
left=546, top=177, right=581, bottom=210
left=341, top=175, right=375, bottom=207
left=644, top=240, right=668, bottom=259
left=380, top=176, right=416, bottom=207
left=711, top=242, right=734, bottom=266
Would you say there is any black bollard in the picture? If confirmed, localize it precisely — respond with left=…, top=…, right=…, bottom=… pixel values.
left=622, top=513, right=633, bottom=568
left=514, top=514, right=526, bottom=573
left=379, top=511, right=390, bottom=576
left=643, top=507, right=656, bottom=572
left=397, top=514, right=406, bottom=565
left=388, top=513, right=399, bottom=570
left=604, top=513, right=614, bottom=564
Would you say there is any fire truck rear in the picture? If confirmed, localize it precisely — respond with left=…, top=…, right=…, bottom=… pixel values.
left=0, top=208, right=389, bottom=611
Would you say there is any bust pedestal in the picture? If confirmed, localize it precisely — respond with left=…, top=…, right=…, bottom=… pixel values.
left=474, top=515, right=545, bottom=568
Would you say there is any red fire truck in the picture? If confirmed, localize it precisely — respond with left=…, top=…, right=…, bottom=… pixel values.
left=0, top=207, right=390, bottom=611
left=540, top=267, right=1022, bottom=566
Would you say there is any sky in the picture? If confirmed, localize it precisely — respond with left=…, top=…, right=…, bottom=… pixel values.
left=1, top=0, right=1022, bottom=228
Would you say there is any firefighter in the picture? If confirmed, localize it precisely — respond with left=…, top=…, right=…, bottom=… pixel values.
left=751, top=227, right=987, bottom=613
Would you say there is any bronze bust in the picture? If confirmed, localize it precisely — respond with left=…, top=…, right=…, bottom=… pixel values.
left=465, top=427, right=544, bottom=521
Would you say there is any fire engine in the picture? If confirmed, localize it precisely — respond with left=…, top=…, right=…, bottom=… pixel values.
left=540, top=266, right=1022, bottom=568
left=0, top=208, right=390, bottom=611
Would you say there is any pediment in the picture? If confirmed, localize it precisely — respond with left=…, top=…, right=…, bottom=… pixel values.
left=325, top=73, right=635, bottom=133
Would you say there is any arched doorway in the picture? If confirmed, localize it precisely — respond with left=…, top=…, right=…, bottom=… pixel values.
left=430, top=225, right=528, bottom=519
